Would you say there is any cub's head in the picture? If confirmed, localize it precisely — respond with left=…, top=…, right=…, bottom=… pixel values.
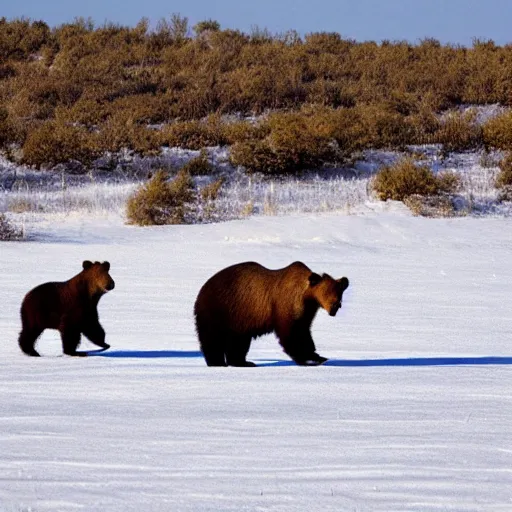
left=82, top=260, right=115, bottom=295
left=308, top=272, right=349, bottom=316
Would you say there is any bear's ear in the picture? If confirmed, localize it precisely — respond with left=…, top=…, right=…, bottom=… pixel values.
left=82, top=260, right=93, bottom=270
left=337, top=277, right=349, bottom=291
left=308, top=272, right=322, bottom=287
left=102, top=261, right=110, bottom=272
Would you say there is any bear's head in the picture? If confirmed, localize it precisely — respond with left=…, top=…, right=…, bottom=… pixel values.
left=308, top=272, right=349, bottom=316
left=82, top=260, right=115, bottom=295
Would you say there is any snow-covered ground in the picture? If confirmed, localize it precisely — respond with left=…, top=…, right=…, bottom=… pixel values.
left=1, top=206, right=512, bottom=511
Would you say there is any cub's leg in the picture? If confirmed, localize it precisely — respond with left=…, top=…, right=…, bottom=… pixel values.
left=82, top=321, right=110, bottom=349
left=60, top=327, right=84, bottom=357
left=18, top=327, right=43, bottom=357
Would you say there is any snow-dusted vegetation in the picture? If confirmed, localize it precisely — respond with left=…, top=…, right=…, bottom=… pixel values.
left=1, top=144, right=510, bottom=234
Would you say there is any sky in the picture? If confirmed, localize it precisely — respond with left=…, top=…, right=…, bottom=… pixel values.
left=2, top=0, right=512, bottom=47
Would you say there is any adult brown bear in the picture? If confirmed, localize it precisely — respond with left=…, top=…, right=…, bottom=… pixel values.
left=18, top=261, right=115, bottom=357
left=194, top=261, right=349, bottom=366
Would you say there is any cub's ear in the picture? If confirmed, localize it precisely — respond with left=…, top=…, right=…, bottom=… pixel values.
left=308, top=272, right=322, bottom=287
left=102, top=261, right=111, bottom=271
left=337, top=277, right=349, bottom=291
left=82, top=260, right=93, bottom=270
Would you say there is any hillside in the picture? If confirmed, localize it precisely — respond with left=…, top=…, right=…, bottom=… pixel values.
left=2, top=16, right=512, bottom=173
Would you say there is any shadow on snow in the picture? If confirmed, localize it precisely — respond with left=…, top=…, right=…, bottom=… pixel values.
left=89, top=349, right=203, bottom=358
left=258, top=356, right=512, bottom=367
left=88, top=350, right=512, bottom=367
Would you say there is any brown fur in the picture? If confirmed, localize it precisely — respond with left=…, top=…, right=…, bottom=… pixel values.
left=18, top=261, right=115, bottom=357
left=194, top=261, right=349, bottom=366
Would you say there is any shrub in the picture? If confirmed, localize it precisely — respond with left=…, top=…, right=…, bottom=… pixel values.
left=403, top=194, right=458, bottom=217
left=479, top=149, right=501, bottom=168
left=200, top=177, right=223, bottom=201
left=230, top=112, right=336, bottom=174
left=230, top=140, right=287, bottom=174
left=55, top=98, right=108, bottom=126
left=96, top=115, right=161, bottom=156
left=5, top=17, right=512, bottom=163
left=372, top=157, right=460, bottom=201
left=194, top=19, right=221, bottom=35
left=126, top=169, right=194, bottom=225
left=435, top=111, right=482, bottom=151
left=0, top=213, right=23, bottom=241
left=198, top=177, right=224, bottom=222
left=407, top=106, right=441, bottom=145
left=21, top=120, right=100, bottom=169
left=223, top=120, right=269, bottom=144
left=356, top=104, right=414, bottom=149
left=160, top=116, right=228, bottom=149
left=0, top=18, right=52, bottom=61
left=327, top=107, right=369, bottom=155
left=266, top=113, right=334, bottom=162
left=496, top=153, right=512, bottom=188
left=0, top=106, right=16, bottom=148
left=482, top=112, right=512, bottom=150
left=180, top=149, right=213, bottom=175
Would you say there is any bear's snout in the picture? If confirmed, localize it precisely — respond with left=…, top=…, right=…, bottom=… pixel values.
left=329, top=302, right=341, bottom=316
left=105, top=279, right=115, bottom=291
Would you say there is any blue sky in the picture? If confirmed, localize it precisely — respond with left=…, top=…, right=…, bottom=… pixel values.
left=3, top=0, right=512, bottom=46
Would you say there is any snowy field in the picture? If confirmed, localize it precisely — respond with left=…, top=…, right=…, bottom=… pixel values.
left=1, top=205, right=512, bottom=511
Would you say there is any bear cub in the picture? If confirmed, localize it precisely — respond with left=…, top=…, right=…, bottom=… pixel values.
left=18, top=260, right=115, bottom=357
left=194, top=261, right=349, bottom=366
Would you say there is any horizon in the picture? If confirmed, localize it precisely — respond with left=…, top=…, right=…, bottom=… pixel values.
left=2, top=0, right=512, bottom=47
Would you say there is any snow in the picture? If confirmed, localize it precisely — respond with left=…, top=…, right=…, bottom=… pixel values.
left=1, top=207, right=512, bottom=511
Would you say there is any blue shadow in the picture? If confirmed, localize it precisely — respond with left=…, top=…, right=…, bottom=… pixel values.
left=257, top=356, right=512, bottom=367
left=88, top=349, right=203, bottom=359
left=86, top=351, right=512, bottom=367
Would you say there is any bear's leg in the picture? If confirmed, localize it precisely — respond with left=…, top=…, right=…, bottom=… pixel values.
left=60, top=328, right=84, bottom=357
left=276, top=322, right=305, bottom=363
left=295, top=330, right=328, bottom=365
left=82, top=322, right=110, bottom=349
left=305, top=352, right=328, bottom=365
left=201, top=345, right=227, bottom=366
left=198, top=332, right=227, bottom=366
left=18, top=327, right=43, bottom=356
left=225, top=335, right=256, bottom=367
left=277, top=322, right=327, bottom=366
